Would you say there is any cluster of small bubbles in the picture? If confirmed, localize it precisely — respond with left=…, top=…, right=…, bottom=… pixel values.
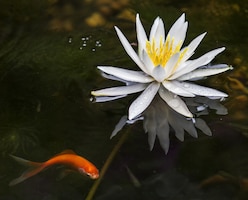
left=79, top=36, right=102, bottom=52
left=95, top=40, right=102, bottom=47
left=79, top=36, right=91, bottom=50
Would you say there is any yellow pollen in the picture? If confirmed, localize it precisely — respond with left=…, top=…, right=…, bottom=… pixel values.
left=146, top=35, right=188, bottom=69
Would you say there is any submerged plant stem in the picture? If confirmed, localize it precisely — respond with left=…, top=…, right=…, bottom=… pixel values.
left=85, top=128, right=130, bottom=200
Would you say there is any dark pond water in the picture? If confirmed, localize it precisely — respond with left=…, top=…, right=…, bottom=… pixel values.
left=0, top=0, right=248, bottom=199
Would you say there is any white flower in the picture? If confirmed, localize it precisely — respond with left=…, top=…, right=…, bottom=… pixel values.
left=91, top=13, right=231, bottom=120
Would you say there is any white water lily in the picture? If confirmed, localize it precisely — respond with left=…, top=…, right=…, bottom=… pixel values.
left=91, top=13, right=231, bottom=120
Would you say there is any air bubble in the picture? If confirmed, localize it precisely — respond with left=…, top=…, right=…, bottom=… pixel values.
left=68, top=37, right=72, bottom=43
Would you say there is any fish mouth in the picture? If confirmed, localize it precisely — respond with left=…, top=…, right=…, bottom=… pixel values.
left=90, top=174, right=99, bottom=179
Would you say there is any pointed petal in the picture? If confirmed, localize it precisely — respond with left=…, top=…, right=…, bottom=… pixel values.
left=177, top=64, right=231, bottom=81
left=184, top=119, right=198, bottom=138
left=195, top=118, right=212, bottom=136
left=158, top=87, right=193, bottom=117
left=157, top=120, right=170, bottom=154
left=145, top=111, right=157, bottom=150
left=148, top=130, right=157, bottom=151
left=163, top=53, right=180, bottom=79
left=167, top=14, right=187, bottom=46
left=174, top=81, right=228, bottom=97
left=168, top=111, right=197, bottom=139
left=167, top=116, right=185, bottom=141
left=115, top=26, right=148, bottom=73
left=97, top=66, right=153, bottom=83
left=93, top=95, right=126, bottom=103
left=170, top=47, right=225, bottom=79
left=174, top=21, right=188, bottom=47
left=183, top=32, right=207, bottom=61
left=136, top=14, right=148, bottom=57
left=110, top=116, right=128, bottom=139
left=149, top=17, right=160, bottom=41
left=154, top=18, right=165, bottom=46
left=169, top=57, right=208, bottom=80
left=152, top=65, right=166, bottom=82
left=100, top=72, right=131, bottom=84
left=162, top=80, right=195, bottom=97
left=167, top=13, right=185, bottom=37
left=142, top=50, right=155, bottom=75
left=91, top=83, right=147, bottom=96
left=128, top=82, right=160, bottom=120
left=174, top=127, right=185, bottom=141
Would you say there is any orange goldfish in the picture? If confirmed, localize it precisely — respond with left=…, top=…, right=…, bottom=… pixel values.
left=9, top=150, right=99, bottom=186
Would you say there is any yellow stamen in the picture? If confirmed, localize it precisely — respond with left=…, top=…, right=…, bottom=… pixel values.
left=146, top=35, right=188, bottom=71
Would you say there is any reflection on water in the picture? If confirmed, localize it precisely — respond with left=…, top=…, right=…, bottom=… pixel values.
left=112, top=95, right=227, bottom=154
left=0, top=0, right=248, bottom=199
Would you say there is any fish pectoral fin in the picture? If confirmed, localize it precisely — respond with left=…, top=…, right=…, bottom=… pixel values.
left=57, top=169, right=76, bottom=181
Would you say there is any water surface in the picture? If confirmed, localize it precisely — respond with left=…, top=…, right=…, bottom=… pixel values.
left=0, top=0, right=248, bottom=199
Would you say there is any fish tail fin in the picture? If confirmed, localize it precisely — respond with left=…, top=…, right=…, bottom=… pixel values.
left=9, top=155, right=45, bottom=186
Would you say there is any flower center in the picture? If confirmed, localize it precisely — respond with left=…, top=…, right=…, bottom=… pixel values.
left=146, top=35, right=188, bottom=69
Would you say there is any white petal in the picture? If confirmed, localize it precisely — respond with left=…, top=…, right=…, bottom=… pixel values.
left=167, top=13, right=185, bottom=37
left=142, top=50, right=155, bottom=75
left=128, top=82, right=160, bottom=120
left=177, top=64, right=231, bottom=81
left=91, top=83, right=147, bottom=96
left=158, top=87, right=193, bottom=117
left=97, top=66, right=153, bottom=83
left=198, top=47, right=226, bottom=66
left=136, top=14, right=148, bottom=57
left=167, top=14, right=187, bottom=46
left=169, top=56, right=208, bottom=80
left=174, top=81, right=228, bottom=97
left=170, top=47, right=225, bottom=79
left=174, top=21, right=188, bottom=47
left=114, top=26, right=148, bottom=74
left=93, top=95, right=127, bottom=103
left=163, top=53, right=180, bottom=79
left=100, top=72, right=130, bottom=84
left=183, top=32, right=207, bottom=61
left=152, top=65, right=166, bottom=82
left=162, top=80, right=195, bottom=97
left=154, top=18, right=165, bottom=46
left=149, top=17, right=160, bottom=41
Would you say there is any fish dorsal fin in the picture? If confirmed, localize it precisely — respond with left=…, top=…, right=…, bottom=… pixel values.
left=55, top=149, right=76, bottom=156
